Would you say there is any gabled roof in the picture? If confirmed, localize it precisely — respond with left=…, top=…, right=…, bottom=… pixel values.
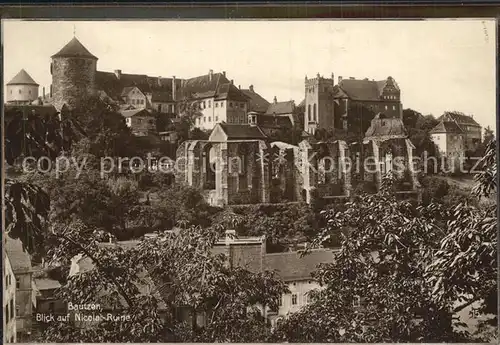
left=95, top=71, right=180, bottom=103
left=120, top=86, right=140, bottom=97
left=438, top=112, right=480, bottom=127
left=241, top=88, right=271, bottom=113
left=263, top=250, right=335, bottom=281
left=337, top=77, right=399, bottom=101
left=5, top=236, right=32, bottom=271
left=180, top=72, right=227, bottom=99
left=365, top=113, right=407, bottom=139
left=430, top=121, right=464, bottom=134
left=120, top=108, right=154, bottom=118
left=7, top=69, right=39, bottom=86
left=265, top=100, right=295, bottom=115
left=217, top=123, right=267, bottom=140
left=51, top=37, right=98, bottom=60
left=215, top=83, right=249, bottom=102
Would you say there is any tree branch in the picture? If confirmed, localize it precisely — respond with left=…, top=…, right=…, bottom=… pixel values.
left=452, top=296, right=482, bottom=314
left=54, top=233, right=134, bottom=308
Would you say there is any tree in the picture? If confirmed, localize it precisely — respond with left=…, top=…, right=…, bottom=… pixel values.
left=402, top=108, right=423, bottom=131
left=272, top=169, right=497, bottom=342
left=38, top=223, right=288, bottom=342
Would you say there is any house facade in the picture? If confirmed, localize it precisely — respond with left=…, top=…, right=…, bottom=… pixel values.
left=4, top=253, right=17, bottom=343
left=5, top=237, right=35, bottom=342
left=121, top=108, right=157, bottom=136
left=429, top=120, right=466, bottom=172
left=438, top=112, right=482, bottom=151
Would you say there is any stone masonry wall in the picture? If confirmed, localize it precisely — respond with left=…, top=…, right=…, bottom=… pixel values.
left=52, top=57, right=97, bottom=111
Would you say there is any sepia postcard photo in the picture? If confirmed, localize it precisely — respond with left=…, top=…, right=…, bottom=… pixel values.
left=2, top=18, right=498, bottom=343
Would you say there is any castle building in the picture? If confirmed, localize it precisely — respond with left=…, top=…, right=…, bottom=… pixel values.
left=6, top=69, right=39, bottom=105
left=303, top=73, right=403, bottom=135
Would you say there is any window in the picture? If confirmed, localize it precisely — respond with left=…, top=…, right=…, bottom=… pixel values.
left=215, top=102, right=219, bottom=108
left=208, top=100, right=211, bottom=108
left=16, top=305, right=19, bottom=315
left=158, top=104, right=162, bottom=112
left=208, top=117, right=211, bottom=122
left=215, top=116, right=218, bottom=121
left=308, top=104, right=311, bottom=121
left=203, top=101, right=206, bottom=109
left=221, top=101, right=224, bottom=107
left=6, top=304, right=9, bottom=322
left=291, top=294, right=298, bottom=305
left=10, top=299, right=14, bottom=320
left=313, top=104, right=317, bottom=121
left=392, top=105, right=396, bottom=110
left=10, top=90, right=12, bottom=94
left=385, top=105, right=388, bottom=110
left=18, top=89, right=21, bottom=94
left=16, top=277, right=20, bottom=289
left=203, top=117, right=206, bottom=123
left=229, top=102, right=233, bottom=108
left=29, top=90, right=32, bottom=95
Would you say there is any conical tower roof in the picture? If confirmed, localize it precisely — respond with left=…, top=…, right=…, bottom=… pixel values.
left=51, top=37, right=98, bottom=60
left=7, top=69, right=39, bottom=86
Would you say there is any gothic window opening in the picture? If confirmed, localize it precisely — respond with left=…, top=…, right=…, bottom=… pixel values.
left=313, top=104, right=317, bottom=121
left=203, top=145, right=216, bottom=190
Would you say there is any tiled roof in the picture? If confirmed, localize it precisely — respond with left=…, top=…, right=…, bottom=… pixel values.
left=257, top=114, right=293, bottom=129
left=218, top=123, right=268, bottom=140
left=34, top=278, right=61, bottom=291
left=438, top=112, right=480, bottom=126
left=5, top=236, right=32, bottom=271
left=365, top=113, right=407, bottom=138
left=265, top=101, right=295, bottom=115
left=7, top=69, right=39, bottom=85
left=215, top=83, right=249, bottom=102
left=120, top=86, right=138, bottom=97
left=51, top=37, right=98, bottom=60
left=120, top=108, right=153, bottom=118
left=95, top=71, right=180, bottom=102
left=263, top=250, right=335, bottom=281
left=338, top=77, right=399, bottom=101
left=430, top=121, right=464, bottom=134
left=151, top=91, right=173, bottom=102
left=241, top=88, right=270, bottom=113
left=297, top=99, right=305, bottom=108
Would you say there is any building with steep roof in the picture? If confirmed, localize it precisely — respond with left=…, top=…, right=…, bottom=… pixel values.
left=438, top=112, right=482, bottom=151
left=5, top=237, right=35, bottom=342
left=120, top=108, right=157, bottom=136
left=6, top=69, right=40, bottom=105
left=430, top=120, right=466, bottom=172
left=303, top=73, right=403, bottom=136
left=241, top=85, right=270, bottom=114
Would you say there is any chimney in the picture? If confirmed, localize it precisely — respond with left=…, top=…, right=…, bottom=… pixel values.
left=114, top=69, right=122, bottom=80
left=222, top=71, right=226, bottom=77
left=209, top=69, right=213, bottom=81
left=43, top=86, right=45, bottom=99
left=50, top=84, right=53, bottom=98
left=273, top=96, right=277, bottom=104
left=172, top=76, right=176, bottom=101
left=230, top=79, right=234, bottom=85
left=349, top=77, right=355, bottom=80
left=249, top=85, right=254, bottom=92
left=238, top=85, right=241, bottom=90
left=338, top=76, right=343, bottom=84
left=158, top=77, right=162, bottom=87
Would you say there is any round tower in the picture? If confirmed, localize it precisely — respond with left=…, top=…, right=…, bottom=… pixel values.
left=50, top=37, right=98, bottom=111
left=6, top=69, right=39, bottom=105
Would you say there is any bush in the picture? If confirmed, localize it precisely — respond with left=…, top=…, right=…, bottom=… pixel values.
left=420, top=176, right=450, bottom=204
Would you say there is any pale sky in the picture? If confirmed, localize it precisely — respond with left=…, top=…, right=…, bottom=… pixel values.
left=3, top=20, right=497, bottom=131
